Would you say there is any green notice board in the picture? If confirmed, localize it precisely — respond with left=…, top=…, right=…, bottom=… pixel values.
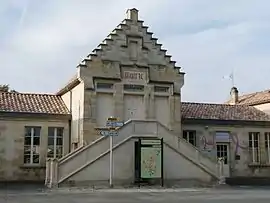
left=140, top=139, right=162, bottom=179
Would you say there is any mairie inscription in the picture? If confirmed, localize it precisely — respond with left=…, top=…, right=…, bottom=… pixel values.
left=123, top=71, right=144, bottom=80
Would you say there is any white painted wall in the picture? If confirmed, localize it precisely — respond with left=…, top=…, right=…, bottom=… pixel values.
left=96, top=93, right=114, bottom=127
left=60, top=82, right=84, bottom=146
left=155, top=96, right=170, bottom=127
left=66, top=139, right=135, bottom=184
left=64, top=139, right=213, bottom=186
left=163, top=144, right=212, bottom=182
left=57, top=120, right=217, bottom=186
left=61, top=91, right=71, bottom=111
left=124, top=95, right=145, bottom=121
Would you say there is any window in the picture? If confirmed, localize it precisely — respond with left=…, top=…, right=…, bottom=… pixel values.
left=216, top=144, right=228, bottom=164
left=123, top=84, right=144, bottom=91
left=47, top=127, right=64, bottom=159
left=154, top=86, right=169, bottom=93
left=24, top=127, right=41, bottom=164
left=265, top=132, right=270, bottom=163
left=249, top=132, right=260, bottom=163
left=96, top=83, right=113, bottom=89
left=183, top=130, right=196, bottom=146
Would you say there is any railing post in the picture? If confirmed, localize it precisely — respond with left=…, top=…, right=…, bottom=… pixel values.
left=51, top=158, right=59, bottom=188
left=45, top=158, right=51, bottom=187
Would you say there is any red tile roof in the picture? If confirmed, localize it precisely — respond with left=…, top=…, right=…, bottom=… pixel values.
left=0, top=92, right=69, bottom=115
left=182, top=102, right=270, bottom=122
left=226, top=89, right=270, bottom=106
left=1, top=92, right=269, bottom=122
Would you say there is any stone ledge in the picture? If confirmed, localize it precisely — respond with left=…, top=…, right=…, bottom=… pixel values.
left=20, top=165, right=46, bottom=169
left=248, top=163, right=270, bottom=168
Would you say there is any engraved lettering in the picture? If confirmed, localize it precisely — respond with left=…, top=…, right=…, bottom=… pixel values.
left=123, top=71, right=144, bottom=81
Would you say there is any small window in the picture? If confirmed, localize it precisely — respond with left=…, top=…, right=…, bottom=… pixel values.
left=154, top=86, right=169, bottom=92
left=217, top=144, right=228, bottom=164
left=265, top=132, right=270, bottom=163
left=248, top=132, right=260, bottom=163
left=123, top=84, right=144, bottom=91
left=265, top=132, right=270, bottom=148
left=183, top=130, right=196, bottom=146
left=24, top=126, right=41, bottom=164
left=249, top=132, right=259, bottom=148
left=96, top=83, right=113, bottom=89
left=47, top=127, right=64, bottom=159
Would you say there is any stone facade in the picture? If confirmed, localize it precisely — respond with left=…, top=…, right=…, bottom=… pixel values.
left=0, top=115, right=70, bottom=181
left=182, top=122, right=270, bottom=177
left=2, top=8, right=270, bottom=184
left=58, top=8, right=184, bottom=145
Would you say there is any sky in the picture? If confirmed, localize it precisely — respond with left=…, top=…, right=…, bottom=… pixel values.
left=0, top=0, right=270, bottom=103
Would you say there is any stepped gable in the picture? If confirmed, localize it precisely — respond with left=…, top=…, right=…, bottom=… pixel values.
left=77, top=8, right=180, bottom=70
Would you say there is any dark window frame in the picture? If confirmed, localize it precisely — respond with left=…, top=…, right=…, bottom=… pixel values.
left=24, top=126, right=41, bottom=164
left=47, top=127, right=64, bottom=159
left=183, top=130, right=196, bottom=146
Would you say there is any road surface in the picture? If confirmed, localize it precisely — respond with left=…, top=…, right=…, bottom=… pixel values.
left=1, top=187, right=270, bottom=202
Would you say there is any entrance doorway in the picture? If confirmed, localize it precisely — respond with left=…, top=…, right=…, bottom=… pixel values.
left=216, top=143, right=230, bottom=177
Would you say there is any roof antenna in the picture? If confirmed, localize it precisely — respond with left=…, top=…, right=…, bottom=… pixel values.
left=222, top=69, right=235, bottom=87
left=231, top=69, right=235, bottom=87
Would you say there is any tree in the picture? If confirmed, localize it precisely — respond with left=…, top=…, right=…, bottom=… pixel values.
left=0, top=84, right=18, bottom=93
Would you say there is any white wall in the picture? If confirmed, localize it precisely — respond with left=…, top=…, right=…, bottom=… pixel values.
left=62, top=138, right=213, bottom=186
left=96, top=93, right=114, bottom=127
left=154, top=96, right=170, bottom=127
left=124, top=95, right=145, bottom=121
left=61, top=82, right=85, bottom=146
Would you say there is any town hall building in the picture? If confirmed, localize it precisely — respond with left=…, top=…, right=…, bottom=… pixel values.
left=1, top=8, right=270, bottom=187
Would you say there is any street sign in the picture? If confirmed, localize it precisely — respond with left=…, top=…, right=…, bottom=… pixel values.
left=114, top=122, right=124, bottom=127
left=109, top=131, right=118, bottom=136
left=100, top=130, right=110, bottom=136
left=99, top=130, right=118, bottom=136
left=106, top=121, right=124, bottom=128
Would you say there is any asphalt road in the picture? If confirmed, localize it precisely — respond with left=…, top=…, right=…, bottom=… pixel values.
left=1, top=187, right=270, bottom=203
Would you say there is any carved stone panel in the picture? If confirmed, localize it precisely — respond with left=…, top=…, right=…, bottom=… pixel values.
left=121, top=66, right=148, bottom=85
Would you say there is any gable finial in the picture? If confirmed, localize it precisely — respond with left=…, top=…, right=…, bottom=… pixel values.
left=126, top=8, right=139, bottom=21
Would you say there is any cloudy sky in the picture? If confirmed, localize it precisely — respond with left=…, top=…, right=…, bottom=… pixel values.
left=0, top=0, right=269, bottom=102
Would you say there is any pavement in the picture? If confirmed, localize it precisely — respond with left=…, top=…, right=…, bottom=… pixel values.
left=1, top=186, right=270, bottom=202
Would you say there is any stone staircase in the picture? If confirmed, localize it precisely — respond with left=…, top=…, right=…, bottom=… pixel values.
left=45, top=120, right=219, bottom=188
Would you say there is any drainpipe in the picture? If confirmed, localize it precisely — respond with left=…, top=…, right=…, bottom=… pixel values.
left=68, top=119, right=71, bottom=153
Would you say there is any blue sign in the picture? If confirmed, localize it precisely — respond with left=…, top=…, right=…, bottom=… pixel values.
left=100, top=130, right=118, bottom=136
left=100, top=131, right=110, bottom=136
left=109, top=131, right=118, bottom=136
left=106, top=121, right=124, bottom=127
